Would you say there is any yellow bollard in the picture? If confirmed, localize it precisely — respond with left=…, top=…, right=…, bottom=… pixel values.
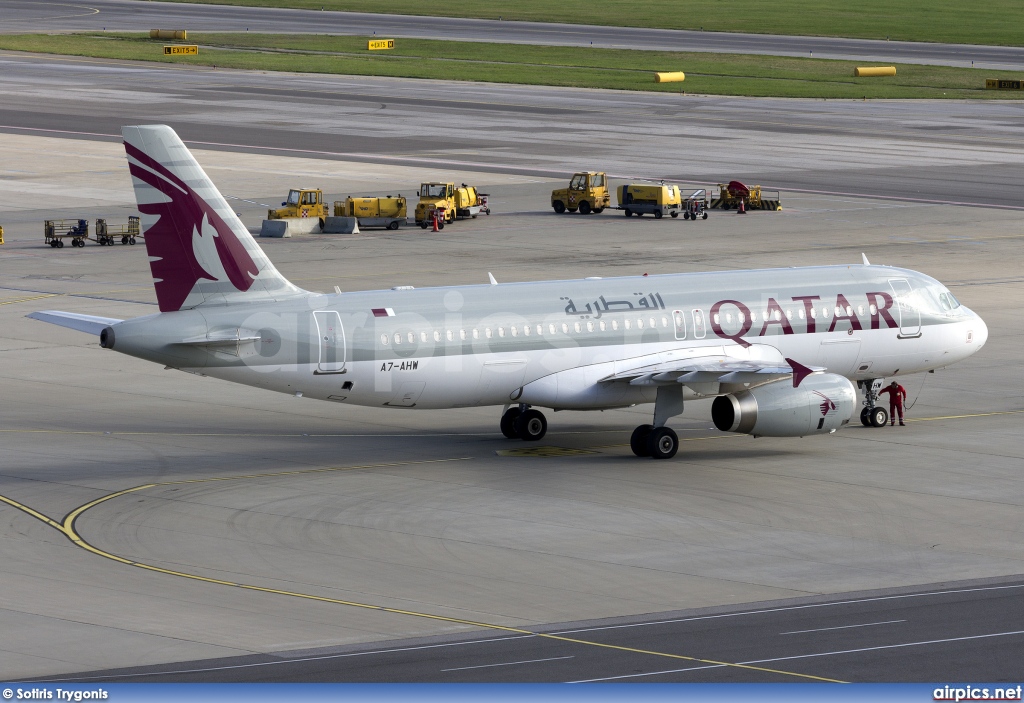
left=150, top=29, right=187, bottom=41
left=654, top=71, right=686, bottom=83
left=0, top=225, right=4, bottom=245
left=854, top=66, right=896, bottom=77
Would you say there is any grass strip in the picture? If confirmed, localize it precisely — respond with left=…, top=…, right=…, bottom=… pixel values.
left=1, top=33, right=1022, bottom=99
left=155, top=0, right=1024, bottom=47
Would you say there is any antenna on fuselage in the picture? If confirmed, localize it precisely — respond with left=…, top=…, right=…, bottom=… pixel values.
left=861, top=253, right=871, bottom=266
left=488, top=272, right=498, bottom=285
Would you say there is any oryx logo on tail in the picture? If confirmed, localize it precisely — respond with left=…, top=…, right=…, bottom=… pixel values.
left=123, top=126, right=260, bottom=312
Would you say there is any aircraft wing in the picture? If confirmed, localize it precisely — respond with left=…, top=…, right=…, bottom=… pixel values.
left=601, top=346, right=822, bottom=388
left=27, top=310, right=123, bottom=336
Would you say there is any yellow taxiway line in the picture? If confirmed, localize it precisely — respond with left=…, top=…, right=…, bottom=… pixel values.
left=0, top=456, right=844, bottom=683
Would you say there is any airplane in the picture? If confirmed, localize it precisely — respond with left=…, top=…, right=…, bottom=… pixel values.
left=28, top=125, right=988, bottom=459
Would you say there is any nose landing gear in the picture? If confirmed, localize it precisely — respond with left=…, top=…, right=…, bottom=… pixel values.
left=859, top=379, right=889, bottom=428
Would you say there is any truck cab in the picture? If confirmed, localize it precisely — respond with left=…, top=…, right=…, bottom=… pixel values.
left=268, top=189, right=328, bottom=221
left=551, top=172, right=610, bottom=215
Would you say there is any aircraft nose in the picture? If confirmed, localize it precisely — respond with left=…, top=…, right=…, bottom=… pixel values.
left=973, top=312, right=988, bottom=349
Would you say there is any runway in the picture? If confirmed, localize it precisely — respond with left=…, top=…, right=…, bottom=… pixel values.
left=37, top=578, right=1024, bottom=682
left=2, top=0, right=1024, bottom=70
left=0, top=51, right=1022, bottom=681
left=2, top=51, right=1024, bottom=208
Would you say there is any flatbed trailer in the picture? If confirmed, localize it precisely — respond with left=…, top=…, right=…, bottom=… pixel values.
left=44, top=219, right=89, bottom=248
left=95, top=216, right=140, bottom=245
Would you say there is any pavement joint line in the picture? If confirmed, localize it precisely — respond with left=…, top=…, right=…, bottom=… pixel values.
left=0, top=459, right=844, bottom=684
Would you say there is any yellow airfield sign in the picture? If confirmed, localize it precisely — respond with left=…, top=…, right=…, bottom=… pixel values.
left=368, top=39, right=395, bottom=51
left=163, top=45, right=198, bottom=56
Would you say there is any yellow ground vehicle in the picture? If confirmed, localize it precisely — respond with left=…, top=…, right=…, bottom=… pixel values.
left=335, top=195, right=407, bottom=230
left=414, top=183, right=482, bottom=227
left=268, top=189, right=330, bottom=223
left=710, top=181, right=781, bottom=211
left=551, top=172, right=610, bottom=215
left=616, top=184, right=682, bottom=219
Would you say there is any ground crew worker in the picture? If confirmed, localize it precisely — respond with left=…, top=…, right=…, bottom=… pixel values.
left=878, top=380, right=908, bottom=426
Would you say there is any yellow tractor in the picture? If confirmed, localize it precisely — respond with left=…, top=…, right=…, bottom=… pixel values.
left=268, top=188, right=330, bottom=225
left=551, top=172, right=610, bottom=215
left=414, top=182, right=482, bottom=228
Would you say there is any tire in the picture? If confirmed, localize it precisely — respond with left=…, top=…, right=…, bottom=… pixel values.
left=671, top=211, right=678, bottom=218
left=593, top=207, right=604, bottom=214
left=129, top=238, right=136, bottom=245
left=500, top=408, right=522, bottom=439
left=50, top=240, right=57, bottom=248
left=579, top=201, right=592, bottom=215
left=722, top=203, right=731, bottom=211
left=683, top=212, right=690, bottom=220
left=388, top=221, right=400, bottom=230
left=318, top=218, right=325, bottom=230
left=647, top=427, right=679, bottom=460
left=702, top=212, right=708, bottom=220
left=654, top=210, right=663, bottom=219
left=860, top=407, right=872, bottom=427
left=630, top=424, right=653, bottom=457
left=437, top=222, right=444, bottom=230
left=420, top=221, right=428, bottom=229
left=636, top=212, right=644, bottom=217
left=870, top=407, right=889, bottom=428
left=515, top=409, right=547, bottom=441
left=122, top=236, right=128, bottom=244
left=58, top=239, right=64, bottom=248
left=624, top=209, right=632, bottom=217
left=553, top=200, right=566, bottom=214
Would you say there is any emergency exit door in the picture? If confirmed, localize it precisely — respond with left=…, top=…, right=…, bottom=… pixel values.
left=313, top=311, right=346, bottom=373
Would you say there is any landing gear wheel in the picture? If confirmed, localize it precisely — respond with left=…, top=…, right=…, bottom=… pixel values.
left=860, top=407, right=872, bottom=427
left=647, top=427, right=679, bottom=460
left=630, top=424, right=653, bottom=457
left=654, top=210, right=663, bottom=219
left=515, top=409, right=547, bottom=441
left=870, top=407, right=889, bottom=428
left=578, top=201, right=592, bottom=215
left=500, top=407, right=522, bottom=439
left=553, top=201, right=565, bottom=214
left=624, top=209, right=632, bottom=217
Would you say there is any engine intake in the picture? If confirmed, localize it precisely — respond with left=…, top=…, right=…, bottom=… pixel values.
left=711, top=373, right=856, bottom=437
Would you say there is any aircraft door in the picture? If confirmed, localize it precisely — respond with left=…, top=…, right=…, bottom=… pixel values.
left=313, top=310, right=346, bottom=373
left=888, top=279, right=921, bottom=337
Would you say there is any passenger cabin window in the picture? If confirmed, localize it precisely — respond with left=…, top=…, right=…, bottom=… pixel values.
left=446, top=330, right=454, bottom=341
left=549, top=324, right=556, bottom=335
left=673, top=310, right=686, bottom=340
left=433, top=330, right=441, bottom=342
left=380, top=333, right=389, bottom=346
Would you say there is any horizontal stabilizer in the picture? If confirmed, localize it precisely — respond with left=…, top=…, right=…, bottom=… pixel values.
left=27, top=310, right=122, bottom=336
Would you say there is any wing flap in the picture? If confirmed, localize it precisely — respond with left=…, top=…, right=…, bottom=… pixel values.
left=27, top=310, right=122, bottom=336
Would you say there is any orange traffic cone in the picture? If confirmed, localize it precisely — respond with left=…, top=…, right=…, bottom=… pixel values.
left=432, top=210, right=440, bottom=232
left=737, top=198, right=747, bottom=214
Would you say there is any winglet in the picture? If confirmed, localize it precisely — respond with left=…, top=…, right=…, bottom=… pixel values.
left=786, top=357, right=814, bottom=388
left=488, top=272, right=498, bottom=285
left=862, top=253, right=871, bottom=266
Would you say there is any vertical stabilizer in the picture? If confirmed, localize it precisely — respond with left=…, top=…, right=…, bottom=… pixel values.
left=123, top=125, right=304, bottom=312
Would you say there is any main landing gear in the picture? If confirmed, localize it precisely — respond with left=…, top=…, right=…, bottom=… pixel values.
left=858, top=379, right=889, bottom=428
left=500, top=404, right=548, bottom=442
left=630, top=384, right=685, bottom=460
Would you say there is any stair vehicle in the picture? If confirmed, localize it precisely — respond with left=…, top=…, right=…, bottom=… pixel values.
left=617, top=183, right=682, bottom=219
left=414, top=182, right=482, bottom=228
left=551, top=172, right=610, bottom=214
left=268, top=188, right=330, bottom=227
left=335, top=195, right=407, bottom=230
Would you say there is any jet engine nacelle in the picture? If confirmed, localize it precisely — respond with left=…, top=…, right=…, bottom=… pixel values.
left=711, top=373, right=856, bottom=437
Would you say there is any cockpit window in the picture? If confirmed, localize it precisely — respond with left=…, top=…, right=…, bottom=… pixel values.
left=947, top=291, right=961, bottom=308
left=939, top=292, right=952, bottom=311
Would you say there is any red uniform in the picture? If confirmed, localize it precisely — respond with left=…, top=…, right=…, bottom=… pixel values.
left=878, top=383, right=907, bottom=425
